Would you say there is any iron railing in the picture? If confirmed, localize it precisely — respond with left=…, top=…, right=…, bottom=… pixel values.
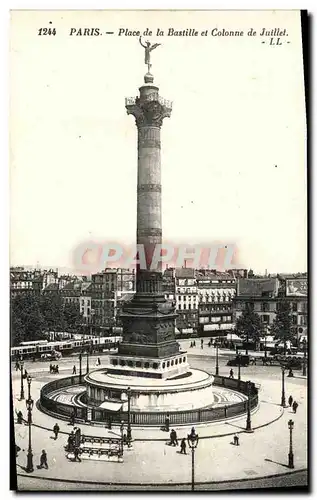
left=40, top=374, right=258, bottom=426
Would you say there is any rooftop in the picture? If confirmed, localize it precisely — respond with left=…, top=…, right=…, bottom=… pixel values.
left=237, top=278, right=278, bottom=298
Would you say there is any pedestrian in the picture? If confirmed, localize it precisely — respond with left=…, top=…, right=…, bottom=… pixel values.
left=180, top=438, right=187, bottom=454
left=72, top=365, right=76, bottom=375
left=53, top=423, right=60, bottom=440
left=208, top=341, right=211, bottom=348
left=49, top=364, right=52, bottom=374
left=229, top=369, right=234, bottom=379
left=190, top=341, right=193, bottom=348
left=292, top=401, right=298, bottom=414
left=69, top=411, right=75, bottom=426
left=73, top=447, right=82, bottom=462
left=193, top=340, right=196, bottom=347
left=23, top=369, right=28, bottom=379
left=165, top=414, right=170, bottom=432
left=67, top=431, right=75, bottom=452
left=39, top=449, right=48, bottom=469
left=288, top=368, right=294, bottom=377
left=120, top=421, right=125, bottom=435
left=56, top=364, right=59, bottom=374
left=98, top=357, right=101, bottom=366
left=15, top=361, right=19, bottom=371
left=74, top=427, right=81, bottom=448
left=189, top=427, right=196, bottom=439
left=288, top=395, right=293, bottom=407
left=169, top=429, right=178, bottom=446
left=233, top=434, right=240, bottom=446
left=16, top=410, right=23, bottom=425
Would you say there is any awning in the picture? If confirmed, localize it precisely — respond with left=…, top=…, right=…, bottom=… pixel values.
left=226, top=333, right=242, bottom=341
left=204, top=324, right=219, bottom=331
left=99, top=401, right=122, bottom=411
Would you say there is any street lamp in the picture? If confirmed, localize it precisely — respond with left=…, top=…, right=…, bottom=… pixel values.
left=25, top=375, right=34, bottom=473
left=215, top=344, right=219, bottom=376
left=302, top=339, right=307, bottom=376
left=86, top=347, right=90, bottom=374
left=79, top=351, right=82, bottom=383
left=281, top=366, right=287, bottom=407
left=237, top=354, right=241, bottom=381
left=187, top=428, right=199, bottom=491
left=288, top=419, right=294, bottom=469
left=120, top=420, right=124, bottom=455
left=20, top=361, right=25, bottom=400
left=245, top=380, right=253, bottom=433
left=126, top=386, right=132, bottom=447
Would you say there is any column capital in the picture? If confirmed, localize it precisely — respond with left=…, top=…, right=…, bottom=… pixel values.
left=125, top=95, right=172, bottom=128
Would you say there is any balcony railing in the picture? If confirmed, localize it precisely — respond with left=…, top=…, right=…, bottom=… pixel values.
left=125, top=94, right=173, bottom=110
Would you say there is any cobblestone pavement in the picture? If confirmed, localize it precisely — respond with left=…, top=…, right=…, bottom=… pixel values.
left=12, top=348, right=307, bottom=490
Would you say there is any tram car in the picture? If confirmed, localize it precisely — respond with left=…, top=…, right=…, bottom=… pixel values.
left=11, top=336, right=122, bottom=361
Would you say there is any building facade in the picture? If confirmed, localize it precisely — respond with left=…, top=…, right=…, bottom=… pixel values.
left=91, top=269, right=136, bottom=335
left=174, top=268, right=199, bottom=335
left=10, top=267, right=44, bottom=298
left=196, top=271, right=236, bottom=337
left=233, top=275, right=308, bottom=342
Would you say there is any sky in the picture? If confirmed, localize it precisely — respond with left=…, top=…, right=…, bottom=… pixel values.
left=9, top=10, right=307, bottom=274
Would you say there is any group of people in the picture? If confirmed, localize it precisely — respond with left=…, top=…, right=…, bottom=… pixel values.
left=49, top=364, right=59, bottom=374
left=65, top=427, right=82, bottom=462
left=165, top=422, right=198, bottom=455
left=288, top=395, right=299, bottom=414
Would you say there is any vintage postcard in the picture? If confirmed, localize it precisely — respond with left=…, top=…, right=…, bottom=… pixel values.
left=10, top=10, right=308, bottom=492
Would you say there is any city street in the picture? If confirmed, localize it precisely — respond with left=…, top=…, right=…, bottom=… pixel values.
left=12, top=342, right=308, bottom=491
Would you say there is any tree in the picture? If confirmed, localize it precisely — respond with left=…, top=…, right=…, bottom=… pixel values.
left=10, top=294, right=45, bottom=346
left=63, top=302, right=83, bottom=332
left=271, top=299, right=293, bottom=354
left=40, top=295, right=65, bottom=335
left=235, top=304, right=262, bottom=355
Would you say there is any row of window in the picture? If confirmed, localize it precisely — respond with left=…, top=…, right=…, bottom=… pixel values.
left=177, top=296, right=198, bottom=303
left=11, top=281, right=34, bottom=289
left=239, top=301, right=307, bottom=313
left=177, top=304, right=197, bottom=310
left=200, top=295, right=233, bottom=303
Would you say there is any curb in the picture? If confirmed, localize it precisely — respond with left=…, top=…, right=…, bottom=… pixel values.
left=17, top=468, right=307, bottom=488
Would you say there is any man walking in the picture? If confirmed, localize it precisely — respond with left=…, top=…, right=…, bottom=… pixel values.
left=229, top=369, right=234, bottom=379
left=72, top=365, right=76, bottom=375
left=233, top=434, right=240, bottom=446
left=39, top=450, right=48, bottom=469
left=292, top=401, right=299, bottom=414
left=180, top=438, right=187, bottom=454
left=16, top=410, right=23, bottom=425
left=165, top=414, right=170, bottom=432
left=53, top=423, right=60, bottom=440
left=288, top=395, right=293, bottom=407
left=69, top=411, right=75, bottom=426
left=169, top=429, right=178, bottom=446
